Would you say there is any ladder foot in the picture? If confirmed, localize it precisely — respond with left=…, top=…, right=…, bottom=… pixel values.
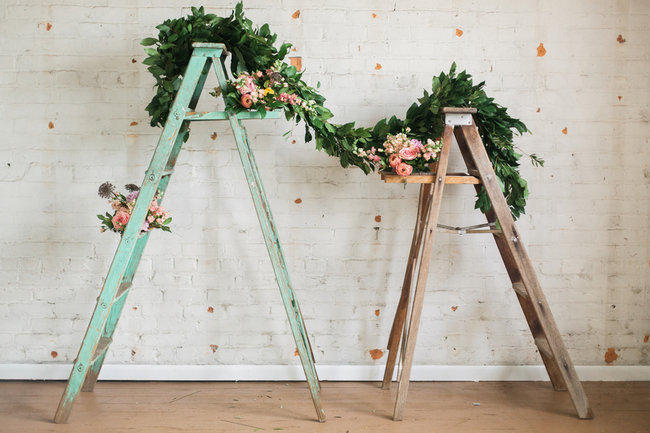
left=579, top=408, right=595, bottom=419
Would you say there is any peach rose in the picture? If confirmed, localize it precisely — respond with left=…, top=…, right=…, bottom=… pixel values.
left=395, top=162, right=413, bottom=177
left=112, top=210, right=130, bottom=230
left=389, top=154, right=402, bottom=168
left=398, top=147, right=419, bottom=161
left=240, top=93, right=253, bottom=108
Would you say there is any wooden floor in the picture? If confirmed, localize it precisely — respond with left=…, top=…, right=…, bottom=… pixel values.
left=1, top=381, right=648, bottom=432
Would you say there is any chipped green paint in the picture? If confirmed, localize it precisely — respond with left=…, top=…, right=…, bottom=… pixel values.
left=54, top=43, right=324, bottom=423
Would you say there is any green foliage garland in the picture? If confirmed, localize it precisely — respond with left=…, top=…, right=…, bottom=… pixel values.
left=141, top=3, right=541, bottom=219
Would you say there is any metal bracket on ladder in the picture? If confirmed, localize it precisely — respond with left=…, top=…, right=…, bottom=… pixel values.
left=381, top=106, right=593, bottom=421
left=54, top=42, right=325, bottom=424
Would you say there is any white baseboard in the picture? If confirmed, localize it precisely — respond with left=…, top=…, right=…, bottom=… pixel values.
left=1, top=364, right=648, bottom=381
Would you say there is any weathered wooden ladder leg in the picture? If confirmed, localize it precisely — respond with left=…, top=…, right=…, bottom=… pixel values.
left=382, top=183, right=431, bottom=389
left=212, top=56, right=325, bottom=422
left=456, top=118, right=593, bottom=419
left=80, top=60, right=213, bottom=393
left=53, top=52, right=210, bottom=423
left=392, top=124, right=454, bottom=421
left=452, top=125, right=568, bottom=393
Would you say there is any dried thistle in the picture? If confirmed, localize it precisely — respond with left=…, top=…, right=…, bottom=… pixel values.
left=98, top=182, right=115, bottom=199
left=125, top=183, right=140, bottom=192
left=270, top=72, right=283, bottom=84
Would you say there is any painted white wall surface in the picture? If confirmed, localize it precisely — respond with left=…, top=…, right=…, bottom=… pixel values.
left=0, top=0, right=648, bottom=380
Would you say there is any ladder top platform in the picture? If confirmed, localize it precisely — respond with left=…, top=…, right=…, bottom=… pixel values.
left=441, top=107, right=477, bottom=114
left=192, top=42, right=227, bottom=49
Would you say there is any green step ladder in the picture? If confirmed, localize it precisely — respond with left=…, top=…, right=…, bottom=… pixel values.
left=54, top=42, right=325, bottom=424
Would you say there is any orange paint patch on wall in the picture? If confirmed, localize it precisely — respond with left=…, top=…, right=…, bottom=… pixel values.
left=616, top=34, right=626, bottom=43
left=374, top=215, right=381, bottom=222
left=289, top=56, right=302, bottom=71
left=536, top=108, right=541, bottom=113
left=375, top=63, right=382, bottom=70
left=644, top=335, right=649, bottom=343
left=374, top=309, right=380, bottom=317
left=51, top=351, right=58, bottom=359
left=536, top=43, right=546, bottom=57
left=48, top=121, right=54, bottom=129
left=210, top=132, right=218, bottom=140
left=294, top=348, right=299, bottom=356
left=617, top=96, right=622, bottom=101
left=369, top=349, right=384, bottom=360
left=207, top=306, right=214, bottom=313
left=130, top=121, right=138, bottom=126
left=292, top=10, right=300, bottom=19
left=131, top=58, right=137, bottom=63
left=210, top=344, right=219, bottom=353
left=604, top=347, right=618, bottom=364
left=294, top=198, right=302, bottom=204
left=562, top=127, right=568, bottom=135
left=455, top=28, right=463, bottom=37
left=451, top=306, right=458, bottom=311
left=132, top=306, right=138, bottom=310
left=372, top=13, right=377, bottom=18
left=46, top=22, right=52, bottom=31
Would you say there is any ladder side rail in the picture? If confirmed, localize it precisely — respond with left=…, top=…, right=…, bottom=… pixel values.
left=458, top=121, right=592, bottom=419
left=392, top=124, right=454, bottom=421
left=382, top=183, right=431, bottom=389
left=53, top=52, right=210, bottom=424
left=81, top=58, right=214, bottom=392
left=452, top=126, right=568, bottom=392
left=211, top=56, right=325, bottom=421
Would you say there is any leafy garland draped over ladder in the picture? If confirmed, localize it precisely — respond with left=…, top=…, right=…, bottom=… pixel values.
left=141, top=4, right=542, bottom=219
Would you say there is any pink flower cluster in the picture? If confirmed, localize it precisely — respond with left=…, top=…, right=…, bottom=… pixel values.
left=229, top=61, right=316, bottom=113
left=99, top=184, right=171, bottom=235
left=355, top=130, right=443, bottom=177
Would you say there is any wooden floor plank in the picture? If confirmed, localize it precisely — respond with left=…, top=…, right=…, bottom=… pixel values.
left=0, top=381, right=648, bottom=432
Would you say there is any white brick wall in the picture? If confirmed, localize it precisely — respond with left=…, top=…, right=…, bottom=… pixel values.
left=0, top=0, right=648, bottom=373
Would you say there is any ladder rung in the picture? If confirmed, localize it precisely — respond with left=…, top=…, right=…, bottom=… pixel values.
left=115, top=281, right=132, bottom=301
left=512, top=282, right=528, bottom=298
left=161, top=169, right=174, bottom=177
left=534, top=337, right=553, bottom=359
left=91, top=337, right=112, bottom=364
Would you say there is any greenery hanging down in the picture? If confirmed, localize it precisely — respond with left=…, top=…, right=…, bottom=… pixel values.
left=141, top=3, right=542, bottom=219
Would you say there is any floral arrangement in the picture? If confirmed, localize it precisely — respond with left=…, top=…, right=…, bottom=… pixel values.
left=141, top=4, right=543, bottom=219
left=97, top=182, right=172, bottom=234
left=355, top=128, right=443, bottom=177
left=225, top=60, right=317, bottom=115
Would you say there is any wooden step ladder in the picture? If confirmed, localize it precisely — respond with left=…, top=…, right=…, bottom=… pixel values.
left=380, top=107, right=593, bottom=421
left=54, top=42, right=325, bottom=423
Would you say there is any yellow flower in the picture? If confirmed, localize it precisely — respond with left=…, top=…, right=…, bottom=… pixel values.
left=264, top=87, right=274, bottom=96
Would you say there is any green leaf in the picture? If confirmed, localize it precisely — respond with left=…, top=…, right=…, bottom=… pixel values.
left=141, top=37, right=158, bottom=46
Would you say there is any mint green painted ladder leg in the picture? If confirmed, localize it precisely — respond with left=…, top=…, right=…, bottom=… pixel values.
left=54, top=43, right=325, bottom=424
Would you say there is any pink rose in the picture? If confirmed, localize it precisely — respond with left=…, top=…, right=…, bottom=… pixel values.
left=240, top=93, right=253, bottom=108
left=389, top=154, right=402, bottom=168
left=112, top=210, right=130, bottom=229
left=395, top=162, right=413, bottom=177
left=147, top=215, right=154, bottom=223
left=399, top=147, right=419, bottom=161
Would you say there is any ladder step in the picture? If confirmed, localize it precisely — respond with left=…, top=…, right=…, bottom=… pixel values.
left=115, top=281, right=132, bottom=301
left=91, top=337, right=112, bottom=364
left=512, top=282, right=528, bottom=298
left=534, top=337, right=553, bottom=359
left=381, top=171, right=481, bottom=184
